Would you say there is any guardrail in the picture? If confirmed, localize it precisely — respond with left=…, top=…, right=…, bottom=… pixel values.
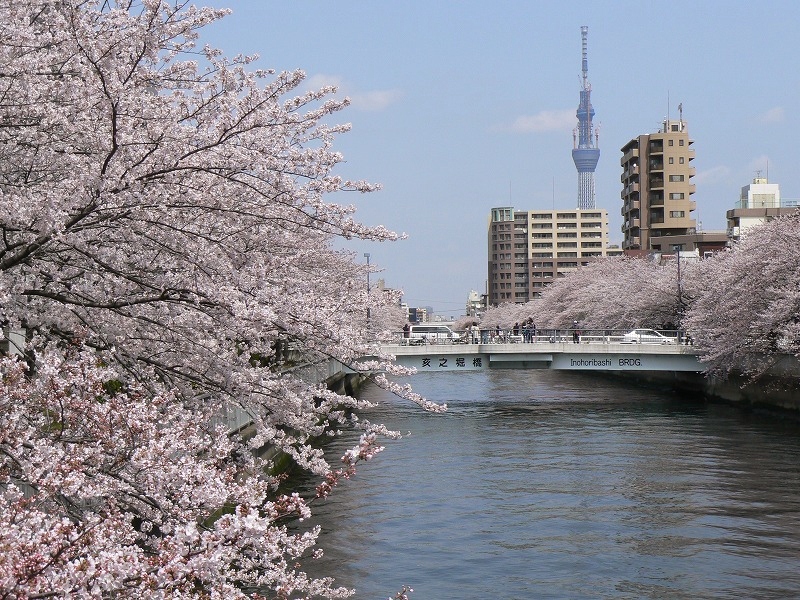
left=391, top=328, right=694, bottom=346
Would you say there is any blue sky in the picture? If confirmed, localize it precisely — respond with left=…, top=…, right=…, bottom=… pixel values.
left=201, top=1, right=800, bottom=317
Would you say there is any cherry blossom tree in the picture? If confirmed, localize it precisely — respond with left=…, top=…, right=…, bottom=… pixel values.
left=683, top=212, right=800, bottom=377
left=481, top=257, right=688, bottom=333
left=0, top=1, right=431, bottom=597
left=1, top=349, right=383, bottom=598
left=531, top=257, right=687, bottom=330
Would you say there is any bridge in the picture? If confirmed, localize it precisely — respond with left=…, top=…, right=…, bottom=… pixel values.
left=379, top=338, right=703, bottom=373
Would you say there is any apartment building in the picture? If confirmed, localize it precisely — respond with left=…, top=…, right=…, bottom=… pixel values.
left=487, top=206, right=610, bottom=305
left=620, top=118, right=697, bottom=250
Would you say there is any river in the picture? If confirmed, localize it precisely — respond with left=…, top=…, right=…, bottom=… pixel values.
left=296, top=370, right=800, bottom=599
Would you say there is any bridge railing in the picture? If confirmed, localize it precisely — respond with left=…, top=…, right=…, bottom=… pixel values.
left=391, top=328, right=694, bottom=346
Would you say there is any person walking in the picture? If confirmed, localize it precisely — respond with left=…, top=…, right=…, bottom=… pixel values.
left=572, top=320, right=581, bottom=344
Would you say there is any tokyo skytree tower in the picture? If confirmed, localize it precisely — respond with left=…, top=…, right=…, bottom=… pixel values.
left=572, top=26, right=600, bottom=210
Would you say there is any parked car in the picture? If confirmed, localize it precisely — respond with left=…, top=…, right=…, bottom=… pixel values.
left=621, top=328, right=676, bottom=344
left=406, top=324, right=460, bottom=344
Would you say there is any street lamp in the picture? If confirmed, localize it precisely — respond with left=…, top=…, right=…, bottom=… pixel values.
left=673, top=244, right=684, bottom=332
left=363, top=253, right=371, bottom=323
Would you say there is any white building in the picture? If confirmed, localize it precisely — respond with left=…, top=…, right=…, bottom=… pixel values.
left=465, top=290, right=483, bottom=317
left=726, top=176, right=794, bottom=243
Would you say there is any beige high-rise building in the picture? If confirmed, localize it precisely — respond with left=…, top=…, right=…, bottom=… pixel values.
left=487, top=206, right=612, bottom=305
left=620, top=118, right=697, bottom=250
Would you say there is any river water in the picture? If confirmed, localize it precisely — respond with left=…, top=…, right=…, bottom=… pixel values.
left=296, top=370, right=800, bottom=600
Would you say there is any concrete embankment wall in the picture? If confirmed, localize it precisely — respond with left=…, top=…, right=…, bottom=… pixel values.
left=612, top=354, right=800, bottom=417
left=259, top=362, right=370, bottom=474
left=325, top=370, right=369, bottom=397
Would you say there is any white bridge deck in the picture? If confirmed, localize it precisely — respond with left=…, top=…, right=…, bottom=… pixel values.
left=380, top=340, right=704, bottom=372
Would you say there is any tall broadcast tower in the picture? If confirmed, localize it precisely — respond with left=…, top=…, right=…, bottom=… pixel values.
left=572, top=25, right=600, bottom=210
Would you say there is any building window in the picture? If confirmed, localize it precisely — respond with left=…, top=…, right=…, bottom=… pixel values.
left=669, top=192, right=685, bottom=199
left=679, top=157, right=685, bottom=164
left=669, top=210, right=685, bottom=218
left=556, top=213, right=577, bottom=219
left=668, top=139, right=674, bottom=146
left=492, top=208, right=513, bottom=222
left=679, top=139, right=684, bottom=146
left=669, top=157, right=674, bottom=164
left=669, top=174, right=685, bottom=182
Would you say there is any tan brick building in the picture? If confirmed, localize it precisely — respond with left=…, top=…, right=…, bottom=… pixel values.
left=620, top=119, right=697, bottom=250
left=487, top=207, right=612, bottom=305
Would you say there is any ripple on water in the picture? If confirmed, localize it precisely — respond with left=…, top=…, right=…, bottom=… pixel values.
left=296, top=370, right=800, bottom=600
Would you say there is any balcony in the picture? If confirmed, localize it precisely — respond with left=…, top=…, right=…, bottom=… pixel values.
left=621, top=199, right=641, bottom=215
left=620, top=164, right=639, bottom=182
left=649, top=177, right=664, bottom=189
left=621, top=147, right=639, bottom=164
left=624, top=182, right=640, bottom=196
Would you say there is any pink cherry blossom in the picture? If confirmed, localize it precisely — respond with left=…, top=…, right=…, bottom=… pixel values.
left=0, top=1, right=430, bottom=597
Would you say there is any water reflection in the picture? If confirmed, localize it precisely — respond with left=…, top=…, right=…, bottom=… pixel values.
left=296, top=370, right=800, bottom=599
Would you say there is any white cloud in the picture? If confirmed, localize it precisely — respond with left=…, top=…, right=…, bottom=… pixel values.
left=304, top=73, right=345, bottom=91
left=497, top=109, right=575, bottom=134
left=303, top=73, right=400, bottom=111
left=694, top=165, right=731, bottom=185
left=757, top=106, right=784, bottom=124
left=350, top=89, right=403, bottom=111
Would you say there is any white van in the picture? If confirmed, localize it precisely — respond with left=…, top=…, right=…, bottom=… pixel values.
left=405, top=324, right=459, bottom=344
